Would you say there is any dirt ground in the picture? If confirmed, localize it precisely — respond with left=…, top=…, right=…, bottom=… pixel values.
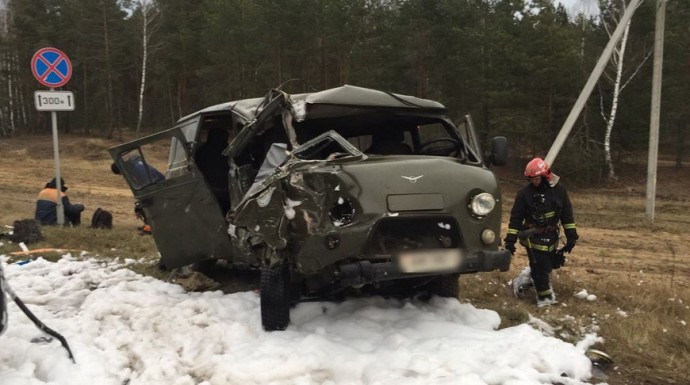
left=1, top=134, right=689, bottom=384
left=0, top=134, right=159, bottom=229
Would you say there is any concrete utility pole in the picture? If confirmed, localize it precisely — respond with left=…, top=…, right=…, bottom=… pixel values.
left=545, top=0, right=643, bottom=168
left=646, top=0, right=666, bottom=221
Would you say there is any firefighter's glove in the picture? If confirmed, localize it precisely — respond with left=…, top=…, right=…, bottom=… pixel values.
left=504, top=233, right=518, bottom=255
left=561, top=239, right=576, bottom=254
left=504, top=241, right=516, bottom=255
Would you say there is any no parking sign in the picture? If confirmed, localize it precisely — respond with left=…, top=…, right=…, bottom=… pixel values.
left=31, top=47, right=72, bottom=88
left=30, top=47, right=75, bottom=225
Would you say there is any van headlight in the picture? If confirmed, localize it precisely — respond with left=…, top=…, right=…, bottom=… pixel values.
left=330, top=197, right=355, bottom=227
left=470, top=193, right=496, bottom=216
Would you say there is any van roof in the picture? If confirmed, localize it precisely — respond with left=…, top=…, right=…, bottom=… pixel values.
left=177, top=84, right=448, bottom=124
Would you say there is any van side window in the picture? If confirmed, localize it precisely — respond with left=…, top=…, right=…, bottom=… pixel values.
left=168, top=118, right=199, bottom=176
left=121, top=148, right=166, bottom=190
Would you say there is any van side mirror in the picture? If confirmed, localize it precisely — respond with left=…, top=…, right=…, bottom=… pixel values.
left=487, top=136, right=508, bottom=166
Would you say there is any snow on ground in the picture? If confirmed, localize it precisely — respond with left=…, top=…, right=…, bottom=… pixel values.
left=1, top=255, right=600, bottom=385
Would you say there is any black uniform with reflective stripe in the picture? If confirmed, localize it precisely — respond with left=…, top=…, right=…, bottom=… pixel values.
left=505, top=177, right=578, bottom=298
left=505, top=178, right=578, bottom=248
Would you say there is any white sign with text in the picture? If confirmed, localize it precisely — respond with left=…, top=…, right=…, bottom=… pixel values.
left=34, top=91, right=75, bottom=111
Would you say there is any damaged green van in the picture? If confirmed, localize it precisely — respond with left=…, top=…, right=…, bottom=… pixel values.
left=109, top=85, right=511, bottom=331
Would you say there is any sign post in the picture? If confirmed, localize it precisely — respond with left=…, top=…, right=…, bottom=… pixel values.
left=31, top=47, right=74, bottom=225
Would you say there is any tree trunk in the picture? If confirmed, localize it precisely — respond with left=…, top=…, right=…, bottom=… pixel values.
left=136, top=1, right=150, bottom=138
left=603, top=21, right=630, bottom=182
left=82, top=50, right=89, bottom=135
left=176, top=77, right=185, bottom=120
left=275, top=41, right=282, bottom=87
left=12, top=52, right=27, bottom=131
left=102, top=1, right=115, bottom=139
left=417, top=53, right=426, bottom=98
left=0, top=52, right=5, bottom=135
left=8, top=51, right=16, bottom=134
left=167, top=76, right=175, bottom=126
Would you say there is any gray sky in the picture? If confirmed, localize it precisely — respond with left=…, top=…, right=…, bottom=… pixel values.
left=556, top=0, right=600, bottom=17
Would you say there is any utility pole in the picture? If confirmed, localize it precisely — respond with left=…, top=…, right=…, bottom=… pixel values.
left=646, top=0, right=666, bottom=221
left=545, top=0, right=642, bottom=167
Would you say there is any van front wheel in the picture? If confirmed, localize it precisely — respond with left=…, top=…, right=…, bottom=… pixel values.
left=260, top=262, right=291, bottom=331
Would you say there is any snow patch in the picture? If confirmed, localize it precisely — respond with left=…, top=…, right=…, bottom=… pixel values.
left=0, top=257, right=598, bottom=385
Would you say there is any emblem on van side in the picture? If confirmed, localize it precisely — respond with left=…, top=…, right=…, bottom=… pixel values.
left=401, top=175, right=424, bottom=183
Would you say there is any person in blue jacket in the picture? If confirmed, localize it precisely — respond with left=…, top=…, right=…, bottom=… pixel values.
left=35, top=177, right=85, bottom=226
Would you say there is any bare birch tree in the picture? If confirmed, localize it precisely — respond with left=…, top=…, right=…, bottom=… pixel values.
left=135, top=0, right=160, bottom=137
left=102, top=0, right=116, bottom=139
left=599, top=0, right=652, bottom=181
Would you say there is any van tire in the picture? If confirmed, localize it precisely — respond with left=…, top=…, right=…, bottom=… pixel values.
left=260, top=262, right=290, bottom=331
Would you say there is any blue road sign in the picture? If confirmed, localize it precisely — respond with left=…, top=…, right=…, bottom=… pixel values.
left=31, top=47, right=72, bottom=88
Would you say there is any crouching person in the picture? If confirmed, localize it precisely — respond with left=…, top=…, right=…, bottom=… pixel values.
left=35, top=177, right=85, bottom=226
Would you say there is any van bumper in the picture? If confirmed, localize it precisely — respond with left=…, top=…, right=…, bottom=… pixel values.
left=336, top=249, right=511, bottom=286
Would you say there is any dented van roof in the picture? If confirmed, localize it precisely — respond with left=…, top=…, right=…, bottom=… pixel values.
left=178, top=85, right=448, bottom=124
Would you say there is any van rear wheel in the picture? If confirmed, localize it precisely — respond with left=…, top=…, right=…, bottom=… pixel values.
left=260, top=262, right=291, bottom=331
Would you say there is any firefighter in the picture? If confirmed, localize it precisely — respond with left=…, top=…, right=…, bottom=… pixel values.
left=503, top=158, right=578, bottom=307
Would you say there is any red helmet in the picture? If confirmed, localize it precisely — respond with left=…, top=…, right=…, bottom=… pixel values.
left=524, top=157, right=550, bottom=178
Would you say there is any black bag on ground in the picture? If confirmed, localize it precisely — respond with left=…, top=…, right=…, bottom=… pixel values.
left=90, top=208, right=113, bottom=229
left=10, top=219, right=44, bottom=244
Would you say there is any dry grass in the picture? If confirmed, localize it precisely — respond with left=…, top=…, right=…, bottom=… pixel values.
left=0, top=226, right=164, bottom=277
left=1, top=134, right=689, bottom=384
left=462, top=265, right=689, bottom=384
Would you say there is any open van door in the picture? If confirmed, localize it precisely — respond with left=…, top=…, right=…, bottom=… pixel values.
left=108, top=120, right=233, bottom=269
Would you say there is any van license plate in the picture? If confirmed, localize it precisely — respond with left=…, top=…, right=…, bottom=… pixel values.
left=397, top=249, right=462, bottom=273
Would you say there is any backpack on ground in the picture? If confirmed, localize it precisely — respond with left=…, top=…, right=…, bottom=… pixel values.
left=90, top=208, right=113, bottom=229
left=10, top=219, right=44, bottom=244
